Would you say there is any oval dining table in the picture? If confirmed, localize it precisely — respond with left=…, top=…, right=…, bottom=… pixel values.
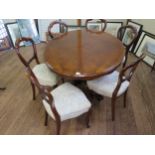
left=44, top=29, right=125, bottom=81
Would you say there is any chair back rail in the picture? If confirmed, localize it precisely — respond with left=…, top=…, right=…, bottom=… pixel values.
left=112, top=54, right=145, bottom=98
left=85, top=19, right=107, bottom=32
left=48, top=20, right=68, bottom=39
left=117, top=25, right=138, bottom=67
left=15, top=37, right=40, bottom=67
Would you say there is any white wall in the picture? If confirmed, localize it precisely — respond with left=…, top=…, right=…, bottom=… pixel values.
left=132, top=19, right=155, bottom=35
left=62, top=19, right=126, bottom=26
left=38, top=19, right=127, bottom=41
left=81, top=19, right=126, bottom=26
left=38, top=19, right=58, bottom=41
left=62, top=19, right=77, bottom=25
left=3, top=19, right=16, bottom=23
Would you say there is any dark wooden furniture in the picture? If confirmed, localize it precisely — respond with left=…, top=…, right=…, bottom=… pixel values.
left=117, top=25, right=138, bottom=67
left=85, top=19, right=107, bottom=32
left=15, top=37, right=59, bottom=101
left=126, top=20, right=143, bottom=53
left=26, top=66, right=91, bottom=135
left=47, top=20, right=68, bottom=41
left=45, top=29, right=125, bottom=80
left=110, top=55, right=144, bottom=120
left=15, top=37, right=40, bottom=100
left=87, top=55, right=145, bottom=121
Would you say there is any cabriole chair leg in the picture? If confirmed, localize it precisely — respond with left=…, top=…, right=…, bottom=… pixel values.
left=31, top=82, right=36, bottom=100
left=86, top=109, right=91, bottom=128
left=123, top=91, right=128, bottom=108
left=56, top=120, right=61, bottom=135
left=111, top=97, right=116, bottom=121
left=44, top=112, right=48, bottom=126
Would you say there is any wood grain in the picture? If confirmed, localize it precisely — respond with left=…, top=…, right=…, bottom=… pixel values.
left=0, top=43, right=155, bottom=134
left=45, top=29, right=125, bottom=80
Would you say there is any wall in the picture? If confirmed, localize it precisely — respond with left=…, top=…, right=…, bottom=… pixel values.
left=3, top=19, right=16, bottom=23
left=132, top=19, right=155, bottom=35
left=38, top=19, right=127, bottom=41
left=81, top=19, right=126, bottom=25
left=61, top=19, right=127, bottom=26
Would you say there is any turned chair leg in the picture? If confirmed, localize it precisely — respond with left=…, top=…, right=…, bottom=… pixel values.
left=111, top=97, right=116, bottom=121
left=30, top=82, right=36, bottom=100
left=56, top=120, right=61, bottom=135
left=44, top=111, right=48, bottom=126
left=86, top=109, right=91, bottom=128
left=123, top=91, right=128, bottom=108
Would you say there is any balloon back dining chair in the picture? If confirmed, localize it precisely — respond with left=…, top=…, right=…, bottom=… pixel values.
left=46, top=20, right=68, bottom=42
left=85, top=19, right=107, bottom=32
left=26, top=66, right=92, bottom=135
left=87, top=54, right=145, bottom=121
left=117, top=25, right=138, bottom=67
left=15, top=37, right=59, bottom=100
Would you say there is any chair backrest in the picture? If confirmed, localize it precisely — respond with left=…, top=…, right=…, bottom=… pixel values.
left=25, top=66, right=60, bottom=121
left=117, top=25, right=138, bottom=67
left=112, top=54, right=145, bottom=97
left=117, top=25, right=138, bottom=50
left=15, top=37, right=40, bottom=68
left=48, top=20, right=68, bottom=39
left=85, top=19, right=107, bottom=32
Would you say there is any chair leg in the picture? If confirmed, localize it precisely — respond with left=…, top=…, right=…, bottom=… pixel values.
left=123, top=91, right=128, bottom=108
left=56, top=120, right=61, bottom=135
left=30, top=82, right=36, bottom=100
left=86, top=109, right=91, bottom=128
left=123, top=54, right=128, bottom=68
left=151, top=61, right=155, bottom=72
left=44, top=111, right=48, bottom=126
left=111, top=97, right=116, bottom=121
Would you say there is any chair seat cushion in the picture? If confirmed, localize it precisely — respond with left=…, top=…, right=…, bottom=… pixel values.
left=33, top=63, right=58, bottom=87
left=87, top=71, right=129, bottom=98
left=42, top=82, right=91, bottom=121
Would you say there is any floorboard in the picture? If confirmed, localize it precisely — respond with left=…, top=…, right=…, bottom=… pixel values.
left=0, top=43, right=155, bottom=135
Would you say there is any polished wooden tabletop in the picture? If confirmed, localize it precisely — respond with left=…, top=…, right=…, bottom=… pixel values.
left=45, top=29, right=125, bottom=80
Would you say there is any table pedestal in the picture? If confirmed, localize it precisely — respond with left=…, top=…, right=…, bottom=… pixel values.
left=71, top=80, right=104, bottom=103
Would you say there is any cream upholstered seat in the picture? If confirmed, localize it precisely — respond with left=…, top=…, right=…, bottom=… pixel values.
left=26, top=66, right=92, bottom=134
left=87, top=56, right=144, bottom=121
left=33, top=63, right=58, bottom=87
left=87, top=71, right=129, bottom=98
left=43, top=82, right=91, bottom=121
left=15, top=37, right=59, bottom=100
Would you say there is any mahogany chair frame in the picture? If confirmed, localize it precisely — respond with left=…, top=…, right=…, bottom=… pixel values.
left=111, top=54, right=145, bottom=121
left=47, top=21, right=68, bottom=40
left=117, top=25, right=138, bottom=67
left=26, top=66, right=91, bottom=135
left=15, top=37, right=40, bottom=100
left=85, top=19, right=107, bottom=32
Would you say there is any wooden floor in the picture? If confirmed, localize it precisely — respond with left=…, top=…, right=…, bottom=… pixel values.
left=0, top=43, right=155, bottom=135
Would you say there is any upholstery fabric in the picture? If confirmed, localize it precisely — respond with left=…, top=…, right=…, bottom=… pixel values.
left=42, top=82, right=91, bottom=121
left=87, top=71, right=129, bottom=98
left=33, top=63, right=58, bottom=87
